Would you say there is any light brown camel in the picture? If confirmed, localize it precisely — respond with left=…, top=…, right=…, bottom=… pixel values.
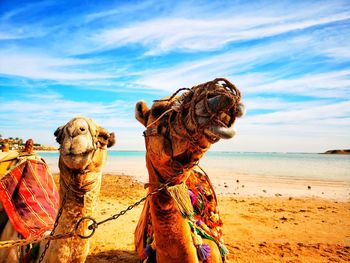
left=134, top=78, right=245, bottom=262
left=0, top=117, right=115, bottom=263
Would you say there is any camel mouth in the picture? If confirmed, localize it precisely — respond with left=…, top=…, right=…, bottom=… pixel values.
left=206, top=124, right=236, bottom=139
left=204, top=99, right=245, bottom=140
left=217, top=110, right=235, bottom=127
left=63, top=148, right=94, bottom=157
left=205, top=109, right=237, bottom=140
left=195, top=89, right=245, bottom=141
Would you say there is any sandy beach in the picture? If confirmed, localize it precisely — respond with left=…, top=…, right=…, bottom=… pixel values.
left=64, top=173, right=350, bottom=263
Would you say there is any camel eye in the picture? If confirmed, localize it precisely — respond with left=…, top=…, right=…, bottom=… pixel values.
left=152, top=105, right=167, bottom=117
left=99, top=134, right=109, bottom=140
left=80, top=127, right=86, bottom=132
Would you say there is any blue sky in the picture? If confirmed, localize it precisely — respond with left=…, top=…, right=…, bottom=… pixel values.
left=0, top=0, right=349, bottom=152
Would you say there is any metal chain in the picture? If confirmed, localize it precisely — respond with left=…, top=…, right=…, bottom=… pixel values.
left=38, top=187, right=70, bottom=262
left=0, top=232, right=75, bottom=249
left=87, top=179, right=174, bottom=231
left=0, top=178, right=173, bottom=251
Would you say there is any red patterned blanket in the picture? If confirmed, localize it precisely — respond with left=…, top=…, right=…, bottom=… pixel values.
left=0, top=158, right=59, bottom=238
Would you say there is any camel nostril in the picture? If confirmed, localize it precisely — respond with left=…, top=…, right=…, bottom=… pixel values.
left=70, top=126, right=87, bottom=137
left=207, top=95, right=232, bottom=112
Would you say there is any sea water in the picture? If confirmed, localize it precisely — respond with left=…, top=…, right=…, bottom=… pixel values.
left=39, top=151, right=350, bottom=183
left=202, top=152, right=350, bottom=182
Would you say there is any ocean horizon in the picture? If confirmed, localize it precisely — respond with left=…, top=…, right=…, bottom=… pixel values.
left=39, top=151, right=350, bottom=183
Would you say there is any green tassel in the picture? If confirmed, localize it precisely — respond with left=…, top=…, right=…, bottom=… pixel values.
left=219, top=243, right=229, bottom=256
left=188, top=221, right=229, bottom=258
left=30, top=243, right=40, bottom=260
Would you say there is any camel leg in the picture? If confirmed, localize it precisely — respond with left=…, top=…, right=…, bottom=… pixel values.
left=0, top=221, right=19, bottom=263
left=41, top=237, right=88, bottom=263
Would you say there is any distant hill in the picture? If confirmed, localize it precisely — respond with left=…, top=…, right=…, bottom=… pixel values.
left=322, top=149, right=350, bottom=154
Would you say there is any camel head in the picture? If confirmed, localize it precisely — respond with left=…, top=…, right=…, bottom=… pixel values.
left=54, top=116, right=115, bottom=171
left=135, top=78, right=244, bottom=177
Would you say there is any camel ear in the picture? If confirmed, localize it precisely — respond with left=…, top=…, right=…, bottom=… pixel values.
left=97, top=128, right=116, bottom=148
left=54, top=126, right=64, bottom=144
left=135, top=101, right=150, bottom=127
left=107, top=132, right=116, bottom=148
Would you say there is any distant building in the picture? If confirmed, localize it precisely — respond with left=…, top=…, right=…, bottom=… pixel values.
left=0, top=137, right=57, bottom=151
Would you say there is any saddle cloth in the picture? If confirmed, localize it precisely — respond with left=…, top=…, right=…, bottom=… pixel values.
left=0, top=157, right=59, bottom=238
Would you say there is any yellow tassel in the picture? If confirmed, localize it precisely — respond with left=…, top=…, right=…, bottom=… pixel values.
left=151, top=240, right=156, bottom=250
left=167, top=183, right=194, bottom=217
left=191, top=228, right=203, bottom=246
left=209, top=211, right=219, bottom=222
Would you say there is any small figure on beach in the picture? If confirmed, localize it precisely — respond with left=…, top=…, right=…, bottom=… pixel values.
left=0, top=143, right=9, bottom=153
left=134, top=78, right=245, bottom=262
left=0, top=117, right=115, bottom=263
left=23, top=139, right=34, bottom=154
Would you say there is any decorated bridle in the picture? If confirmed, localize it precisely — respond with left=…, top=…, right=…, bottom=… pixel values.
left=143, top=78, right=241, bottom=190
left=144, top=78, right=242, bottom=144
left=143, top=78, right=242, bottom=182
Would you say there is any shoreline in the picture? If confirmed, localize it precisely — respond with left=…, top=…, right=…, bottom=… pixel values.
left=211, top=173, right=350, bottom=201
left=100, top=172, right=350, bottom=201
left=41, top=151, right=350, bottom=200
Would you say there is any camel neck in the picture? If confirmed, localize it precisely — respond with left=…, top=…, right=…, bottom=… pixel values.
left=145, top=158, right=199, bottom=262
left=42, top=166, right=103, bottom=263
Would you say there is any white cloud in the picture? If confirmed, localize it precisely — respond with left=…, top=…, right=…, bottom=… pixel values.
left=244, top=100, right=350, bottom=125
left=0, top=32, right=26, bottom=40
left=134, top=45, right=281, bottom=91
left=134, top=43, right=350, bottom=99
left=84, top=0, right=157, bottom=23
left=212, top=131, right=350, bottom=153
left=0, top=49, right=113, bottom=81
left=323, top=47, right=350, bottom=59
left=224, top=99, right=350, bottom=152
left=94, top=6, right=350, bottom=55
left=212, top=102, right=350, bottom=153
left=0, top=94, right=143, bottom=150
left=246, top=70, right=350, bottom=98
left=244, top=97, right=326, bottom=111
left=0, top=96, right=136, bottom=129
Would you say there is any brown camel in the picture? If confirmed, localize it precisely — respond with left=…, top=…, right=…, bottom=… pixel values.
left=134, top=78, right=245, bottom=262
left=0, top=117, right=115, bottom=263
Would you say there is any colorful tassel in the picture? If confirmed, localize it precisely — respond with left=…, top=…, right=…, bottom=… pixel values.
left=167, top=183, right=194, bottom=217
left=219, top=243, right=229, bottom=257
left=191, top=223, right=212, bottom=261
left=197, top=243, right=211, bottom=261
left=188, top=190, right=197, bottom=205
left=144, top=244, right=154, bottom=257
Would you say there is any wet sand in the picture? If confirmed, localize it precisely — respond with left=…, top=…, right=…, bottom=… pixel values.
left=81, top=174, right=350, bottom=263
